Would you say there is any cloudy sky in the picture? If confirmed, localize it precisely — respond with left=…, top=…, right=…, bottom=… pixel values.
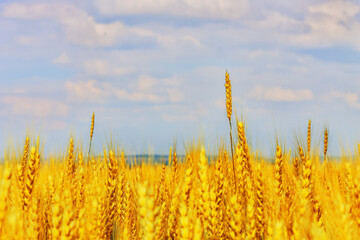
left=1, top=0, right=360, bottom=156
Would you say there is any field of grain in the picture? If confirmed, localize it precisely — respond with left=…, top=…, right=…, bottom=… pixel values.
left=0, top=73, right=359, bottom=240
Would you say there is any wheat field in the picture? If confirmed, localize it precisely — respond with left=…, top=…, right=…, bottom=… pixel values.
left=0, top=73, right=359, bottom=239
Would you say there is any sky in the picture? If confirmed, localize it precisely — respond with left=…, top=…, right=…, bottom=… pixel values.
left=1, top=0, right=360, bottom=156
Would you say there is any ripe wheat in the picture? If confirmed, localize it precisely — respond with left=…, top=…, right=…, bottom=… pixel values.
left=0, top=72, right=359, bottom=239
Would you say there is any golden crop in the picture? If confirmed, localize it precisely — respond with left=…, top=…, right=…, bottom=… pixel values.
left=0, top=73, right=359, bottom=239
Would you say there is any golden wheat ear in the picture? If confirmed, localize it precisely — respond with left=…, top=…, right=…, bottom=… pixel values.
left=225, top=70, right=237, bottom=191
left=307, top=119, right=311, bottom=155
left=324, top=127, right=328, bottom=159
left=225, top=71, right=232, bottom=121
left=88, top=112, right=95, bottom=157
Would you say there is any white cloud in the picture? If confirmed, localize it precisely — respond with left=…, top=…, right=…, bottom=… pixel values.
left=113, top=88, right=163, bottom=102
left=2, top=3, right=155, bottom=47
left=93, top=0, right=249, bottom=19
left=247, top=10, right=306, bottom=34
left=65, top=77, right=184, bottom=104
left=0, top=96, right=69, bottom=117
left=134, top=75, right=179, bottom=90
left=289, top=1, right=360, bottom=49
left=328, top=91, right=360, bottom=109
left=166, top=88, right=184, bottom=103
left=53, top=53, right=70, bottom=64
left=249, top=50, right=279, bottom=58
left=136, top=75, right=158, bottom=91
left=3, top=0, right=360, bottom=51
left=182, top=35, right=204, bottom=48
left=249, top=86, right=314, bottom=102
left=234, top=1, right=360, bottom=50
left=64, top=20, right=125, bottom=47
left=65, top=80, right=111, bottom=103
left=160, top=104, right=208, bottom=122
left=155, top=32, right=205, bottom=53
left=309, top=0, right=359, bottom=21
left=83, top=59, right=129, bottom=76
left=3, top=3, right=53, bottom=20
left=16, top=34, right=56, bottom=46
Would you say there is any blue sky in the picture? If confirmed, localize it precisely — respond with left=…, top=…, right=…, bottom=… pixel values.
left=1, top=0, right=360, bottom=156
